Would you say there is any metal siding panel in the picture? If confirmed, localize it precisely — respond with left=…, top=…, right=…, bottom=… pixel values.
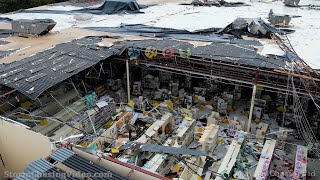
left=15, top=159, right=54, bottom=180
left=50, top=148, right=75, bottom=162
left=53, top=148, right=126, bottom=180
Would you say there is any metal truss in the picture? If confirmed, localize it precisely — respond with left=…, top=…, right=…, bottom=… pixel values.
left=115, top=47, right=320, bottom=98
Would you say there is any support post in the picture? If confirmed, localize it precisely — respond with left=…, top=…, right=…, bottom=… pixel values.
left=247, top=84, right=257, bottom=133
left=135, top=154, right=139, bottom=166
left=126, top=60, right=131, bottom=103
left=88, top=113, right=97, bottom=135
left=82, top=80, right=88, bottom=94
left=70, top=80, right=81, bottom=98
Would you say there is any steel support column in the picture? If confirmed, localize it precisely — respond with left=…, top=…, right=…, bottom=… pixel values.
left=126, top=60, right=131, bottom=103
left=247, top=84, right=257, bottom=133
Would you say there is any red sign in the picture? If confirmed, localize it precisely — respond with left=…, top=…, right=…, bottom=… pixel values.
left=162, top=46, right=175, bottom=58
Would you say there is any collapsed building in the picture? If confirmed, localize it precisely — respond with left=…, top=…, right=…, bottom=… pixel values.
left=0, top=0, right=320, bottom=179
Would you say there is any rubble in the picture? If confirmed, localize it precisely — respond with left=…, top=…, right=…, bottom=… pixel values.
left=218, top=17, right=295, bottom=38
left=284, top=0, right=300, bottom=7
left=189, top=0, right=248, bottom=7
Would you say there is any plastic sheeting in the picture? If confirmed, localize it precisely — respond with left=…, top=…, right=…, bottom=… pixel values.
left=15, top=0, right=143, bottom=15
left=79, top=0, right=142, bottom=15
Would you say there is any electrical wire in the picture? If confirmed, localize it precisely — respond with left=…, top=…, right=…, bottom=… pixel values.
left=46, top=90, right=76, bottom=121
left=28, top=100, right=116, bottom=142
left=272, top=33, right=320, bottom=158
left=290, top=68, right=320, bottom=157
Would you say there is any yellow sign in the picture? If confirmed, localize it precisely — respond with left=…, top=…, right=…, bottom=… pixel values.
left=145, top=46, right=158, bottom=59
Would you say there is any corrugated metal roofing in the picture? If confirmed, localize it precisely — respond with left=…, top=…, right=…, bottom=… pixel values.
left=50, top=148, right=75, bottom=162
left=113, top=39, right=286, bottom=69
left=0, top=36, right=118, bottom=100
left=50, top=148, right=128, bottom=180
left=15, top=158, right=80, bottom=180
left=0, top=37, right=287, bottom=100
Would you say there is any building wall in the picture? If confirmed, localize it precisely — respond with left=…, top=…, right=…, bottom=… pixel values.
left=0, top=119, right=52, bottom=179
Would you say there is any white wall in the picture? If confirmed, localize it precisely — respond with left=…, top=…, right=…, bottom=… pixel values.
left=0, top=119, right=53, bottom=179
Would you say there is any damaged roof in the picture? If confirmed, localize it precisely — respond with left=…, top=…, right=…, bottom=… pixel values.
left=0, top=0, right=319, bottom=99
left=2, top=0, right=317, bottom=67
left=0, top=36, right=287, bottom=100
left=0, top=36, right=116, bottom=100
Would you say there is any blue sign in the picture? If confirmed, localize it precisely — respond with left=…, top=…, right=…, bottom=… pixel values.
left=128, top=46, right=141, bottom=59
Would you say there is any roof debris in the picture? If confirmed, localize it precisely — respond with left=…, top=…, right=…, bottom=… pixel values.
left=0, top=0, right=319, bottom=180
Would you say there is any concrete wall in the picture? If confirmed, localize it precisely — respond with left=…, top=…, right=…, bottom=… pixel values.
left=0, top=119, right=53, bottom=179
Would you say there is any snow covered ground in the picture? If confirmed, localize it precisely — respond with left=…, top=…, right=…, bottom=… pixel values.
left=1, top=0, right=320, bottom=68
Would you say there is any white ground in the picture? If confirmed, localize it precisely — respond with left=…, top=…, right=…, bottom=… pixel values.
left=2, top=0, right=320, bottom=68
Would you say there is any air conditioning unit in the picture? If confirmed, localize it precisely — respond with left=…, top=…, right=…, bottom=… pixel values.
left=12, top=19, right=56, bottom=36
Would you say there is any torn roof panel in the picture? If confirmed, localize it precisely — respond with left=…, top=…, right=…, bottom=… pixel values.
left=84, top=25, right=262, bottom=46
left=0, top=28, right=109, bottom=64
left=1, top=0, right=318, bottom=68
left=0, top=35, right=287, bottom=100
left=0, top=36, right=117, bottom=100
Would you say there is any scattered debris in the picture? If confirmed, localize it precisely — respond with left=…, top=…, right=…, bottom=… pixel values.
left=268, top=9, right=292, bottom=27
left=218, top=17, right=295, bottom=38
left=189, top=0, right=248, bottom=7
left=0, top=0, right=319, bottom=180
left=284, top=0, right=300, bottom=7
